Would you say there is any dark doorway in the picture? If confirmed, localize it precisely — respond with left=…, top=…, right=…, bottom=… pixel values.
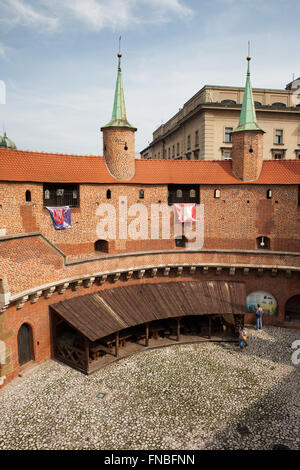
left=285, top=295, right=300, bottom=325
left=17, top=323, right=34, bottom=366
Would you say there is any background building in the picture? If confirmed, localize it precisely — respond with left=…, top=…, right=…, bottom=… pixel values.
left=141, top=77, right=300, bottom=161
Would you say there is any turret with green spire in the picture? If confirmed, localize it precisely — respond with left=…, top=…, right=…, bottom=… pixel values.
left=232, top=56, right=264, bottom=134
left=101, top=51, right=137, bottom=181
left=231, top=56, right=264, bottom=182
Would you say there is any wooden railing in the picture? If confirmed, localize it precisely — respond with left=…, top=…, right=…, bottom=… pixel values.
left=55, top=340, right=87, bottom=372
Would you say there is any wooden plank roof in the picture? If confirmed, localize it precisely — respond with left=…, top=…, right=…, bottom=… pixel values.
left=51, top=281, right=247, bottom=341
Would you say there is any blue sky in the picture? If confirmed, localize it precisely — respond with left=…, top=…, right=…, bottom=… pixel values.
left=0, top=0, right=299, bottom=155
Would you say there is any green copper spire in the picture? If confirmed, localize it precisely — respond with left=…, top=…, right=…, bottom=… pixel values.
left=102, top=53, right=136, bottom=129
left=232, top=57, right=264, bottom=133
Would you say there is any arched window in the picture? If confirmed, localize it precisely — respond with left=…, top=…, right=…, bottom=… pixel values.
left=221, top=99, right=236, bottom=105
left=189, top=189, right=196, bottom=198
left=94, top=240, right=109, bottom=253
left=139, top=190, right=144, bottom=199
left=17, top=323, right=34, bottom=366
left=176, top=189, right=183, bottom=198
left=106, top=189, right=111, bottom=199
left=256, top=236, right=270, bottom=250
left=214, top=189, right=221, bottom=199
left=271, top=102, right=286, bottom=108
left=25, top=190, right=31, bottom=202
left=254, top=101, right=262, bottom=107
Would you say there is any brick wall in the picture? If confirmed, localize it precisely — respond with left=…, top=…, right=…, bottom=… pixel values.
left=232, top=130, right=264, bottom=181
left=1, top=269, right=299, bottom=387
left=1, top=182, right=300, bottom=257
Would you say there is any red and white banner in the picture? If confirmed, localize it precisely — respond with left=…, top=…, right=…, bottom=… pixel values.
left=174, top=203, right=197, bottom=223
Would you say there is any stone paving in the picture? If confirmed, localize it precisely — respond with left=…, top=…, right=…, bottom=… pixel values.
left=0, top=326, right=299, bottom=450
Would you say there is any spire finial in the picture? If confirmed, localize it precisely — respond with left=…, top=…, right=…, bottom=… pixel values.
left=118, top=36, right=122, bottom=58
left=232, top=52, right=264, bottom=134
left=247, top=40, right=251, bottom=61
left=101, top=40, right=136, bottom=130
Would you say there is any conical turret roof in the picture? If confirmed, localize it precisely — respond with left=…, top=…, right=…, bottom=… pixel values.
left=232, top=57, right=264, bottom=133
left=102, top=53, right=136, bottom=130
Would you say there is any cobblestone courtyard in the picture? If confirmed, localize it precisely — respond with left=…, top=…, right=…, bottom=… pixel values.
left=0, top=326, right=299, bottom=450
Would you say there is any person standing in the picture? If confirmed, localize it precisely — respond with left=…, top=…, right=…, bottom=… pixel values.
left=256, top=304, right=263, bottom=330
left=239, top=325, right=247, bottom=352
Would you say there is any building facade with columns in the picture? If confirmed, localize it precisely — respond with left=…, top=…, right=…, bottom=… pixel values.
left=141, top=75, right=300, bottom=162
left=0, top=54, right=300, bottom=386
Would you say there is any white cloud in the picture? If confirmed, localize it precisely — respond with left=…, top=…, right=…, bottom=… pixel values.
left=0, top=0, right=193, bottom=32
left=59, top=0, right=137, bottom=30
left=60, top=0, right=193, bottom=30
left=0, top=43, right=6, bottom=58
left=0, top=0, right=59, bottom=30
left=140, top=0, right=193, bottom=20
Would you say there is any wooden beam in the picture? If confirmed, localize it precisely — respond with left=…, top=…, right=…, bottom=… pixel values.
left=145, top=323, right=149, bottom=347
left=115, top=332, right=119, bottom=357
left=176, top=317, right=181, bottom=342
left=84, top=337, right=89, bottom=372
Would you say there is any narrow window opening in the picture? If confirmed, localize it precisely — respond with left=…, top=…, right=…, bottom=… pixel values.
left=25, top=190, right=31, bottom=202
left=257, top=236, right=270, bottom=250
left=106, top=189, right=111, bottom=199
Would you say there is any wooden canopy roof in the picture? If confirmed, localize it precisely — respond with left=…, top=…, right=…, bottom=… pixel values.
left=51, top=281, right=247, bottom=341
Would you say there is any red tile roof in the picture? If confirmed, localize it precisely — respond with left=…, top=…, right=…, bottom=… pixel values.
left=0, top=148, right=299, bottom=185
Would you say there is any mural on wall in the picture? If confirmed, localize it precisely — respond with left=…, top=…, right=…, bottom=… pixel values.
left=246, top=291, right=278, bottom=316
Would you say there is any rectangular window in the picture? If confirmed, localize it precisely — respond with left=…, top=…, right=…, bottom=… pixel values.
left=177, top=142, right=180, bottom=156
left=275, top=129, right=283, bottom=144
left=43, top=183, right=79, bottom=207
left=225, top=127, right=233, bottom=143
left=168, top=184, right=200, bottom=204
left=193, top=150, right=199, bottom=160
left=187, top=135, right=191, bottom=150
left=168, top=147, right=171, bottom=158
left=172, top=145, right=175, bottom=157
left=274, top=153, right=283, bottom=160
left=224, top=152, right=232, bottom=160
left=195, top=130, right=199, bottom=147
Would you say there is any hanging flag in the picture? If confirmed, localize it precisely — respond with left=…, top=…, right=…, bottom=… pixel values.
left=174, top=203, right=197, bottom=223
left=46, top=206, right=72, bottom=230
